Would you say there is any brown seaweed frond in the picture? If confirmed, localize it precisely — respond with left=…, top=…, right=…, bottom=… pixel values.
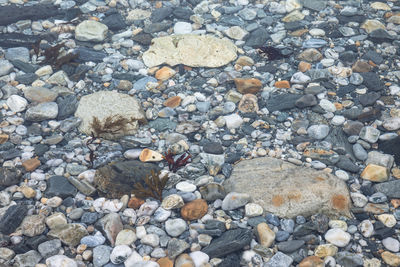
left=85, top=131, right=101, bottom=168
left=90, top=115, right=137, bottom=137
left=162, top=149, right=192, bottom=173
left=132, top=170, right=169, bottom=201
left=54, top=52, right=79, bottom=69
left=43, top=42, right=65, bottom=64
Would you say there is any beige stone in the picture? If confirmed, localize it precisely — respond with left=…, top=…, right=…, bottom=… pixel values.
left=299, top=256, right=324, bottom=267
left=234, top=78, right=262, bottom=94
left=314, top=244, right=338, bottom=257
left=361, top=164, right=389, bottom=182
left=361, top=20, right=385, bottom=34
left=382, top=251, right=400, bottom=266
left=155, top=66, right=176, bottom=81
left=388, top=14, right=400, bottom=24
left=74, top=91, right=146, bottom=140
left=282, top=10, right=305, bottom=22
left=256, top=223, right=275, bottom=247
left=223, top=157, right=352, bottom=218
left=143, top=34, right=237, bottom=68
left=371, top=2, right=391, bottom=10
left=377, top=214, right=397, bottom=228
left=139, top=148, right=163, bottom=162
left=75, top=20, right=108, bottom=42
left=127, top=9, right=151, bottom=22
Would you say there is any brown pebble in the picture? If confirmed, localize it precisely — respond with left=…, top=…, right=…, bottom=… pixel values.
left=298, top=256, right=324, bottom=267
left=22, top=158, right=41, bottom=172
left=234, top=78, right=262, bottom=94
left=352, top=60, right=372, bottom=72
left=155, top=66, right=176, bottom=81
left=128, top=197, right=145, bottom=209
left=157, top=257, right=174, bottom=267
left=298, top=61, right=312, bottom=72
left=0, top=134, right=9, bottom=144
left=164, top=96, right=182, bottom=108
left=181, top=199, right=208, bottom=221
left=274, top=80, right=290, bottom=88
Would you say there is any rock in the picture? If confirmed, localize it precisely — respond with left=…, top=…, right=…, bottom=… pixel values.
left=264, top=251, right=293, bottom=267
left=379, top=137, right=400, bottom=165
left=45, top=176, right=77, bottom=198
left=324, top=228, right=351, bottom=247
left=46, top=213, right=67, bottom=229
left=48, top=224, right=88, bottom=247
left=223, top=157, right=351, bottom=218
left=94, top=160, right=160, bottom=198
left=0, top=204, right=28, bottom=234
left=167, top=238, right=190, bottom=259
left=25, top=102, right=58, bottom=121
left=181, top=199, right=208, bottom=221
left=199, top=183, right=226, bottom=201
left=299, top=256, right=324, bottom=267
left=7, top=95, right=28, bottom=112
left=21, top=215, right=46, bottom=237
left=13, top=250, right=42, bottom=267
left=143, top=34, right=237, bottom=68
left=165, top=218, right=187, bottom=237
left=115, top=229, right=137, bottom=246
left=175, top=254, right=194, bottom=267
left=361, top=19, right=385, bottom=33
left=202, top=228, right=252, bottom=258
left=74, top=91, right=146, bottom=140
left=22, top=158, right=41, bottom=172
left=314, top=244, right=338, bottom=257
left=102, top=13, right=126, bottom=31
left=277, top=240, right=305, bottom=253
left=46, top=255, right=77, bottom=267
left=360, top=126, right=380, bottom=143
left=221, top=192, right=251, bottom=210
left=256, top=223, right=275, bottom=247
left=93, top=245, right=112, bottom=267
left=0, top=60, right=13, bottom=76
left=298, top=48, right=323, bottom=62
left=75, top=20, right=108, bottom=42
left=38, top=239, right=61, bottom=258
left=374, top=180, right=400, bottom=198
left=361, top=164, right=389, bottom=182
left=382, top=251, right=400, bottom=267
left=95, top=213, right=123, bottom=246
left=264, top=93, right=302, bottom=112
left=234, top=78, right=262, bottom=94
left=110, top=245, right=132, bottom=264
left=307, top=124, right=330, bottom=140
left=23, top=87, right=58, bottom=103
left=383, top=237, right=400, bottom=253
left=0, top=167, right=22, bottom=187
left=0, top=4, right=61, bottom=26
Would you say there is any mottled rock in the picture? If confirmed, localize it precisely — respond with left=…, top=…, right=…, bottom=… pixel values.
left=223, top=157, right=351, bottom=218
left=47, top=224, right=88, bottom=247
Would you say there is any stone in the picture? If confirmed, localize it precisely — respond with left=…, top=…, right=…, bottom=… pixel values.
left=161, top=194, right=184, bottom=210
left=245, top=203, right=263, bottom=217
left=374, top=180, right=400, bottom=198
left=23, top=87, right=58, bottom=103
left=45, top=176, right=77, bottom=198
left=324, top=228, right=351, bottom=247
left=48, top=223, right=88, bottom=247
left=46, top=255, right=77, bottom=267
left=165, top=218, right=187, bottom=237
left=93, top=245, right=112, bottom=267
left=221, top=192, right=251, bottom=210
left=256, top=223, right=275, bottom=247
left=361, top=19, right=385, bottom=34
left=361, top=164, right=389, bottom=182
left=0, top=60, right=13, bottom=76
left=181, top=199, right=208, bottom=221
left=378, top=214, right=397, bottom=228
left=22, top=158, right=41, bottom=172
left=238, top=94, right=259, bottom=113
left=13, top=250, right=42, bottom=267
left=383, top=118, right=400, bottom=131
left=143, top=34, right=237, bottom=68
left=264, top=251, right=293, bottom=267
left=298, top=48, right=323, bottom=62
left=299, top=256, right=324, bottom=267
left=139, top=148, right=163, bottom=162
left=0, top=204, right=28, bottom=234
left=202, top=228, right=252, bottom=258
left=7, top=95, right=28, bottom=112
left=25, top=102, right=58, bottom=121
left=74, top=91, right=146, bottom=140
left=175, top=254, right=194, bottom=267
left=234, top=78, right=262, bottom=94
left=383, top=237, right=400, bottom=253
left=167, top=238, right=190, bottom=259
left=307, top=124, right=330, bottom=140
left=115, top=229, right=137, bottom=246
left=224, top=157, right=351, bottom=218
left=75, top=20, right=108, bottom=42
left=38, top=239, right=61, bottom=258
left=382, top=251, right=400, bottom=267
left=110, top=245, right=132, bottom=264
left=21, top=215, right=46, bottom=237
left=155, top=66, right=176, bottom=81
left=360, top=126, right=380, bottom=143
left=95, top=213, right=123, bottom=246
left=45, top=213, right=67, bottom=229
left=94, top=160, right=160, bottom=198
left=314, top=244, right=338, bottom=258
left=225, top=26, right=248, bottom=40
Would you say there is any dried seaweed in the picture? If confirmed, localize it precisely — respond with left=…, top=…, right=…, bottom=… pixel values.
left=257, top=46, right=288, bottom=60
left=43, top=42, right=65, bottom=64
left=85, top=132, right=101, bottom=168
left=162, top=149, right=192, bottom=173
left=54, top=52, right=79, bottom=69
left=90, top=115, right=137, bottom=137
left=132, top=170, right=169, bottom=201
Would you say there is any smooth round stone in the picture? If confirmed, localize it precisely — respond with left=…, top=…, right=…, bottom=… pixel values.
left=321, top=58, right=335, bottom=67
left=189, top=251, right=209, bottom=267
left=359, top=126, right=380, bottom=143
left=115, top=229, right=137, bottom=246
left=383, top=237, right=400, bottom=252
left=224, top=114, right=243, bottom=129
left=7, top=95, right=28, bottom=112
left=123, top=149, right=142, bottom=159
left=335, top=170, right=349, bottom=181
left=223, top=102, right=236, bottom=114
left=110, top=245, right=132, bottom=264
left=81, top=233, right=106, bottom=247
left=141, top=234, right=159, bottom=247
left=353, top=143, right=368, bottom=161
left=93, top=245, right=112, bottom=267
left=153, top=207, right=171, bottom=222
left=221, top=192, right=251, bottom=211
left=359, top=220, right=374, bottom=237
left=331, top=115, right=345, bottom=126
left=161, top=194, right=184, bottom=210
left=6, top=47, right=30, bottom=62
left=309, top=28, right=325, bottom=37
left=266, top=213, right=281, bottom=226
left=46, top=255, right=77, bottom=267
left=245, top=203, right=263, bottom=217
left=291, top=72, right=311, bottom=84
left=319, top=99, right=336, bottom=112
left=165, top=218, right=187, bottom=237
left=75, top=20, right=108, bottom=42
left=328, top=220, right=347, bottom=231
left=0, top=59, right=13, bottom=76
left=176, top=181, right=196, bottom=192
left=350, top=73, right=363, bottom=85
left=377, top=214, right=397, bottom=228
left=25, top=102, right=58, bottom=121
left=307, top=124, right=330, bottom=140
left=281, top=219, right=295, bottom=233
left=174, top=21, right=192, bottom=34
left=324, top=229, right=351, bottom=247
left=311, top=161, right=326, bottom=169
left=369, top=192, right=387, bottom=203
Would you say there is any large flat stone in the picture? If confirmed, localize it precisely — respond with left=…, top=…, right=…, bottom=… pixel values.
left=223, top=157, right=352, bottom=218
left=74, top=91, right=146, bottom=140
left=142, top=34, right=237, bottom=68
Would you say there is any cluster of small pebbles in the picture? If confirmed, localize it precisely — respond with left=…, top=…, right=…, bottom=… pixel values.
left=1, top=0, right=400, bottom=266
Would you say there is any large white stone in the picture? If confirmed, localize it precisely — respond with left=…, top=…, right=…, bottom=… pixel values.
left=74, top=91, right=146, bottom=139
left=75, top=20, right=108, bottom=42
left=46, top=255, right=77, bottom=267
left=142, top=34, right=237, bottom=68
left=324, top=228, right=351, bottom=247
left=7, top=95, right=28, bottom=112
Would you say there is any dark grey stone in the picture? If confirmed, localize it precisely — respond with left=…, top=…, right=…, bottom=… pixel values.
left=0, top=4, right=62, bottom=26
left=295, top=94, right=317, bottom=108
left=172, top=7, right=193, bottom=20
left=359, top=92, right=380, bottom=106
left=143, top=22, right=172, bottom=33
left=0, top=167, right=21, bottom=187
left=202, top=228, right=253, bottom=258
left=219, top=253, right=240, bottom=267
left=336, top=156, right=360, bottom=173
left=374, top=180, right=400, bottom=198
left=45, top=176, right=77, bottom=198
left=361, top=72, right=384, bottom=91
left=336, top=252, right=364, bottom=267
left=245, top=28, right=269, bottom=47
left=369, top=29, right=395, bottom=43
left=75, top=47, right=106, bottom=63
left=102, top=13, right=126, bottom=31
left=263, top=94, right=302, bottom=112
left=151, top=7, right=173, bottom=22
left=325, top=126, right=355, bottom=158
left=219, top=15, right=245, bottom=26
left=57, top=94, right=78, bottom=120
left=379, top=137, right=400, bottom=165
left=202, top=142, right=224, bottom=155
left=0, top=204, right=28, bottom=235
left=302, top=0, right=327, bottom=11
left=277, top=240, right=305, bottom=253
left=148, top=118, right=177, bottom=131
left=11, top=60, right=37, bottom=73
left=15, top=73, right=38, bottom=84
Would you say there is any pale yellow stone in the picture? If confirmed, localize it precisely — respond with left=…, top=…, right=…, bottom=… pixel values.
left=361, top=19, right=386, bottom=34
left=256, top=223, right=275, bottom=247
left=139, top=148, right=163, bottom=162
left=388, top=15, right=400, bottom=25
left=377, top=214, right=397, bottom=228
left=363, top=257, right=382, bottom=267
left=314, top=244, right=338, bottom=258
left=382, top=251, right=400, bottom=267
left=371, top=2, right=391, bottom=11
left=361, top=164, right=389, bottom=182
left=282, top=10, right=305, bottom=22
left=328, top=220, right=348, bottom=231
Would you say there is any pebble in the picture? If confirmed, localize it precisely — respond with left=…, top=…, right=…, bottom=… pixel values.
left=324, top=228, right=351, bottom=247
